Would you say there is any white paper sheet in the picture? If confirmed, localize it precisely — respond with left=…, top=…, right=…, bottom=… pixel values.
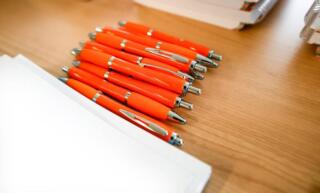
left=0, top=55, right=211, bottom=193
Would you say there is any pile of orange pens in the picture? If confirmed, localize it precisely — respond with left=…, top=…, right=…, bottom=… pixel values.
left=59, top=21, right=222, bottom=147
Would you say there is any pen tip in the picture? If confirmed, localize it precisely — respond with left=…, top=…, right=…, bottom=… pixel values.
left=187, top=85, right=201, bottom=95
left=118, top=20, right=127, bottom=26
left=95, top=26, right=103, bottom=33
left=169, top=133, right=183, bottom=146
left=88, top=32, right=97, bottom=40
left=79, top=41, right=85, bottom=48
left=61, top=66, right=69, bottom=73
left=58, top=77, right=68, bottom=83
left=72, top=60, right=81, bottom=67
left=168, top=111, right=187, bottom=124
left=179, top=100, right=193, bottom=110
left=71, top=48, right=81, bottom=56
left=208, top=50, right=222, bottom=61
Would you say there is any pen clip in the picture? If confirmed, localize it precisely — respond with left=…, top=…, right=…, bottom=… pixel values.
left=139, top=63, right=194, bottom=82
left=119, top=109, right=168, bottom=136
left=145, top=48, right=189, bottom=64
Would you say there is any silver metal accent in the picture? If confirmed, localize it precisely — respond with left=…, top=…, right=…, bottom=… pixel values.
left=95, top=26, right=103, bottom=33
left=169, top=133, right=183, bottom=146
left=107, top=56, right=116, bottom=68
left=61, top=66, right=69, bottom=73
left=145, top=48, right=189, bottom=63
left=167, top=111, right=186, bottom=124
left=155, top=41, right=162, bottom=49
left=71, top=48, right=82, bottom=56
left=175, top=97, right=193, bottom=110
left=191, top=71, right=205, bottom=80
left=139, top=62, right=192, bottom=81
left=58, top=77, right=68, bottom=83
left=193, top=63, right=207, bottom=73
left=187, top=85, right=201, bottom=95
left=103, top=71, right=110, bottom=79
left=92, top=92, right=101, bottom=102
left=72, top=60, right=81, bottom=67
left=208, top=50, right=222, bottom=61
left=136, top=56, right=143, bottom=64
left=88, top=32, right=97, bottom=40
left=147, top=29, right=154, bottom=36
left=79, top=41, right=85, bottom=48
left=120, top=39, right=127, bottom=50
left=118, top=20, right=127, bottom=26
left=124, top=91, right=132, bottom=102
left=119, top=109, right=169, bottom=137
left=196, top=54, right=219, bottom=68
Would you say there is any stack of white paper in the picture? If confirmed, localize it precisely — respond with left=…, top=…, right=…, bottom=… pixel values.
left=134, top=0, right=278, bottom=29
left=0, top=55, right=211, bottom=193
left=300, top=0, right=320, bottom=49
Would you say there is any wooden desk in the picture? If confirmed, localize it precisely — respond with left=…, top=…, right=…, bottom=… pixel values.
left=0, top=1, right=319, bottom=192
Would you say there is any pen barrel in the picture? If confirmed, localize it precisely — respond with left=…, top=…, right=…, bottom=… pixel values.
left=84, top=41, right=138, bottom=62
left=127, top=93, right=170, bottom=121
left=75, top=61, right=180, bottom=108
left=112, top=59, right=185, bottom=94
left=177, top=40, right=210, bottom=57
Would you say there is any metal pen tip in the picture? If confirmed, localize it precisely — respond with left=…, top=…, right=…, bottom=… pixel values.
left=187, top=85, right=201, bottom=95
left=61, top=66, right=69, bottom=73
left=193, top=63, right=207, bottom=73
left=177, top=71, right=195, bottom=83
left=118, top=20, right=127, bottom=26
left=72, top=60, right=81, bottom=67
left=58, top=77, right=68, bottom=83
left=169, top=133, right=183, bottom=146
left=191, top=71, right=205, bottom=80
left=208, top=50, right=222, bottom=61
left=79, top=41, right=85, bottom=48
left=88, top=32, right=97, bottom=40
left=95, top=26, right=103, bottom=33
left=179, top=100, right=193, bottom=110
left=71, top=48, right=81, bottom=56
left=168, top=111, right=186, bottom=124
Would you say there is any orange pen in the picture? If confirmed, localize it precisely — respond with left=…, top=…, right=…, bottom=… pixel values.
left=118, top=20, right=222, bottom=61
left=98, top=26, right=217, bottom=68
left=80, top=41, right=197, bottom=81
left=72, top=60, right=193, bottom=110
left=88, top=31, right=207, bottom=73
left=62, top=66, right=186, bottom=124
left=58, top=77, right=183, bottom=146
left=71, top=48, right=201, bottom=95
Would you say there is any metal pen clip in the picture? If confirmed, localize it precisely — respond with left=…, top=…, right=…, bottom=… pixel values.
left=145, top=48, right=189, bottom=64
left=139, top=62, right=195, bottom=82
left=119, top=109, right=168, bottom=136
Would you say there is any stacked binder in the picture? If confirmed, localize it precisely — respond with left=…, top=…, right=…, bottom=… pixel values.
left=300, top=0, right=320, bottom=55
left=134, top=0, right=278, bottom=29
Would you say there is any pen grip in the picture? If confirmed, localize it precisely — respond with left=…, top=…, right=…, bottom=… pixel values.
left=95, top=32, right=124, bottom=50
left=79, top=49, right=110, bottom=68
left=77, top=61, right=108, bottom=77
left=112, top=59, right=185, bottom=94
left=127, top=93, right=169, bottom=121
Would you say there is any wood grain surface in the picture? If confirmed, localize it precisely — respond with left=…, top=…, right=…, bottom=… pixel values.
left=0, top=0, right=320, bottom=193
